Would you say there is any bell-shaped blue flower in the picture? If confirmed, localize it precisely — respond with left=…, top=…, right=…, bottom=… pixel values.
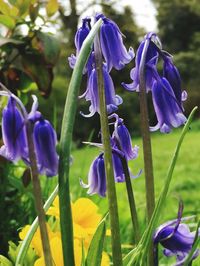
left=154, top=204, right=200, bottom=265
left=75, top=17, right=91, bottom=53
left=110, top=114, right=139, bottom=161
left=122, top=32, right=159, bottom=92
left=150, top=76, right=187, bottom=133
left=68, top=18, right=93, bottom=74
left=33, top=118, right=58, bottom=177
left=81, top=142, right=140, bottom=197
left=80, top=153, right=106, bottom=197
left=80, top=65, right=122, bottom=117
left=163, top=55, right=187, bottom=106
left=112, top=150, right=128, bottom=183
left=0, top=97, right=28, bottom=162
left=96, top=13, right=134, bottom=72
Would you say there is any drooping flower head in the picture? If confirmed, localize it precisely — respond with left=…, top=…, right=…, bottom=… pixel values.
left=80, top=65, right=122, bottom=117
left=109, top=113, right=139, bottom=160
left=69, top=14, right=134, bottom=118
left=75, top=17, right=91, bottom=54
left=96, top=13, right=134, bottom=72
left=0, top=96, right=28, bottom=162
left=154, top=203, right=200, bottom=265
left=81, top=147, right=140, bottom=197
left=0, top=90, right=58, bottom=177
left=81, top=115, right=140, bottom=197
left=122, top=32, right=159, bottom=92
left=68, top=18, right=93, bottom=74
left=81, top=153, right=106, bottom=197
left=150, top=75, right=187, bottom=133
left=162, top=53, right=187, bottom=106
left=33, top=118, right=58, bottom=177
left=122, top=32, right=187, bottom=133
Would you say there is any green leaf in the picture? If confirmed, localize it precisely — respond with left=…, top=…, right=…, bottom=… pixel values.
left=16, top=185, right=58, bottom=266
left=81, top=240, right=86, bottom=266
left=46, top=0, right=59, bottom=17
left=126, top=107, right=198, bottom=265
left=22, top=54, right=53, bottom=97
left=0, top=37, right=23, bottom=46
left=85, top=218, right=106, bottom=266
left=0, top=14, right=15, bottom=29
left=16, top=0, right=31, bottom=16
left=0, top=0, right=12, bottom=15
left=33, top=32, right=60, bottom=65
left=57, top=18, right=103, bottom=266
left=122, top=247, right=139, bottom=266
left=0, top=255, right=13, bottom=266
left=8, top=241, right=18, bottom=263
left=29, top=2, right=39, bottom=22
left=183, top=220, right=200, bottom=265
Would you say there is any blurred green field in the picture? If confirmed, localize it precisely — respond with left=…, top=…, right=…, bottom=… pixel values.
left=69, top=123, right=200, bottom=263
left=44, top=122, right=200, bottom=264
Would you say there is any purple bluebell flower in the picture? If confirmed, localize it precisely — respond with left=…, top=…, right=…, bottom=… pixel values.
left=112, top=150, right=128, bottom=183
left=80, top=153, right=106, bottom=197
left=0, top=96, right=28, bottom=162
left=122, top=32, right=159, bottom=92
left=68, top=18, right=93, bottom=74
left=154, top=204, right=200, bottom=265
left=96, top=13, right=134, bottom=72
left=33, top=118, right=58, bottom=177
left=81, top=148, right=140, bottom=197
left=163, top=54, right=187, bottom=106
left=150, top=76, right=187, bottom=133
left=75, top=17, right=91, bottom=53
left=109, top=113, right=139, bottom=160
left=80, top=65, right=122, bottom=117
left=0, top=91, right=58, bottom=177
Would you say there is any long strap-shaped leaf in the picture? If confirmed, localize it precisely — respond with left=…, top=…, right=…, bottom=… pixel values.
left=123, top=107, right=198, bottom=266
left=183, top=220, right=200, bottom=265
left=58, top=18, right=102, bottom=266
left=15, top=185, right=58, bottom=266
left=85, top=216, right=107, bottom=266
left=15, top=19, right=103, bottom=266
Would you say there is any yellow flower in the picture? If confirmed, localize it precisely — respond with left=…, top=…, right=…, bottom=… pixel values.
left=102, top=252, right=110, bottom=266
left=47, top=197, right=102, bottom=244
left=34, top=238, right=82, bottom=266
left=19, top=224, right=56, bottom=257
left=21, top=197, right=110, bottom=266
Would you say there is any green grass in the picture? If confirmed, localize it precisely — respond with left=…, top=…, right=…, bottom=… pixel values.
left=67, top=124, right=200, bottom=260
left=43, top=123, right=200, bottom=264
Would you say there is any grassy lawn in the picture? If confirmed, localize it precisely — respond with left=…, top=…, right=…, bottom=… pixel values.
left=43, top=122, right=200, bottom=264
left=66, top=123, right=200, bottom=258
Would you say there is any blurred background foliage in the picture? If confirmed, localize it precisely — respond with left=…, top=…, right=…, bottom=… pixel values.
left=0, top=0, right=200, bottom=258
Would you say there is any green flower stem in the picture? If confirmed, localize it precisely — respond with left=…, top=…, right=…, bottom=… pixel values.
left=94, top=34, right=123, bottom=266
left=138, top=107, right=198, bottom=264
left=124, top=107, right=198, bottom=266
left=58, top=19, right=103, bottom=266
left=16, top=185, right=58, bottom=266
left=183, top=220, right=200, bottom=266
left=139, top=39, right=155, bottom=265
left=121, top=157, right=140, bottom=244
left=26, top=122, right=53, bottom=266
left=139, top=39, right=155, bottom=223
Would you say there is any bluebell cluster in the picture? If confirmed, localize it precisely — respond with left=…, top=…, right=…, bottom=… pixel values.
left=71, top=14, right=188, bottom=196
left=69, top=13, right=134, bottom=117
left=122, top=32, right=187, bottom=133
left=81, top=114, right=140, bottom=197
left=0, top=94, right=58, bottom=177
left=68, top=14, right=199, bottom=264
